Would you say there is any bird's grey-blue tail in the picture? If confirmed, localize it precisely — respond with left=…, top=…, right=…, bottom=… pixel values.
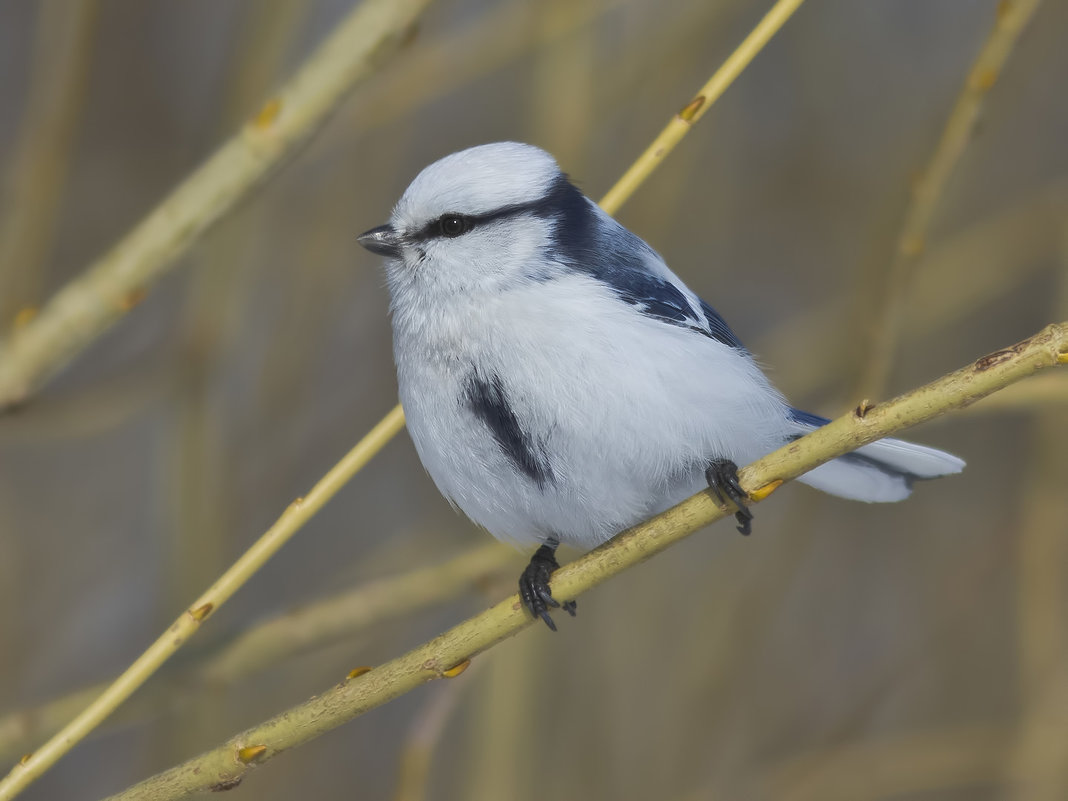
left=787, top=408, right=964, bottom=503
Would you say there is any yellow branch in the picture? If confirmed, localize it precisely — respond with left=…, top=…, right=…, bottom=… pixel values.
left=0, top=542, right=514, bottom=764
left=598, top=0, right=805, bottom=216
left=0, top=0, right=433, bottom=410
left=101, top=323, right=1067, bottom=800
left=0, top=406, right=405, bottom=800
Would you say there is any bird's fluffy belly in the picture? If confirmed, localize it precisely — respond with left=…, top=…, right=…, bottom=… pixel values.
left=399, top=361, right=706, bottom=549
left=394, top=283, right=790, bottom=550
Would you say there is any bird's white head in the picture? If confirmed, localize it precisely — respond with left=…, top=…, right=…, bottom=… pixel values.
left=358, top=143, right=594, bottom=300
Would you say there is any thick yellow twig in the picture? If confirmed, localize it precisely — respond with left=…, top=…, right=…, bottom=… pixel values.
left=0, top=0, right=433, bottom=410
left=855, top=0, right=1044, bottom=399
left=99, top=322, right=1068, bottom=800
left=0, top=406, right=405, bottom=800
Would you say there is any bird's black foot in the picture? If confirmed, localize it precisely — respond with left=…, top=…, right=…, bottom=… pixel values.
left=705, top=459, right=753, bottom=535
left=518, top=543, right=577, bottom=631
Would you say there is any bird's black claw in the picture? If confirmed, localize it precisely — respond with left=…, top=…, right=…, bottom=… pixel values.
left=706, top=459, right=753, bottom=536
left=537, top=588, right=560, bottom=608
left=519, top=543, right=577, bottom=631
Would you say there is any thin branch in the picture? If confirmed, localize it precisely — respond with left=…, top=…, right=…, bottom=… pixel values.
left=855, top=0, right=1044, bottom=399
left=0, top=0, right=433, bottom=410
left=98, top=322, right=1068, bottom=800
left=0, top=406, right=405, bottom=800
left=598, top=0, right=806, bottom=215
left=199, top=543, right=513, bottom=686
left=0, top=543, right=513, bottom=764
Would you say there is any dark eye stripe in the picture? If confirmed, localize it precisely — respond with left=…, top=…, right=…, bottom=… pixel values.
left=409, top=187, right=566, bottom=243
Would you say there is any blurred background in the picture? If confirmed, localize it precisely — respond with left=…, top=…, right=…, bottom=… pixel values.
left=1, top=0, right=1066, bottom=799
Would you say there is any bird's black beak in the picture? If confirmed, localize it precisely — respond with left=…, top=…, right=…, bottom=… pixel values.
left=357, top=224, right=402, bottom=258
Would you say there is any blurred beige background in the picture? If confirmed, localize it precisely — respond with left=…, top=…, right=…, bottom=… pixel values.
left=1, top=1, right=1066, bottom=799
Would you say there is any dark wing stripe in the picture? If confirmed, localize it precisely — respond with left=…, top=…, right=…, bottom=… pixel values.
left=465, top=373, right=553, bottom=488
left=602, top=269, right=701, bottom=327
left=698, top=299, right=745, bottom=350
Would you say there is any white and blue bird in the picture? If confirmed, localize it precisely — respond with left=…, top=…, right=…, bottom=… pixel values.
left=358, top=142, right=964, bottom=629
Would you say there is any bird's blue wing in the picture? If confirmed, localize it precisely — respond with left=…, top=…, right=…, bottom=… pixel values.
left=544, top=185, right=746, bottom=350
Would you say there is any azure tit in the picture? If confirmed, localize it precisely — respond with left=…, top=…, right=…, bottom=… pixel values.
left=358, top=142, right=964, bottom=630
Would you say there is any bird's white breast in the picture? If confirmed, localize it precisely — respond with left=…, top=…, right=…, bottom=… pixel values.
left=390, top=270, right=791, bottom=549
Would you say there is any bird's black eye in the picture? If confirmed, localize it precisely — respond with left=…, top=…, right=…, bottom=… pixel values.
left=437, top=214, right=471, bottom=238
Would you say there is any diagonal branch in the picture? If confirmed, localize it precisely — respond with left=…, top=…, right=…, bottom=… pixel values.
left=0, top=0, right=434, bottom=410
left=100, top=321, right=1068, bottom=801
left=0, top=404, right=405, bottom=801
left=0, top=543, right=515, bottom=764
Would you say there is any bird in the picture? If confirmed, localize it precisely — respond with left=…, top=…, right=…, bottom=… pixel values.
left=357, top=142, right=964, bottom=630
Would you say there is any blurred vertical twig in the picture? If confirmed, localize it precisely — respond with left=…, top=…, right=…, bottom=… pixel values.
left=0, top=483, right=20, bottom=711
left=1003, top=224, right=1068, bottom=799
left=760, top=506, right=1018, bottom=798
left=525, top=0, right=596, bottom=167
left=393, top=660, right=480, bottom=801
left=0, top=0, right=99, bottom=324
left=854, top=0, right=1044, bottom=400
left=168, top=0, right=312, bottom=640
left=349, top=0, right=611, bottom=138
left=769, top=182, right=1064, bottom=403
left=461, top=633, right=542, bottom=801
left=763, top=726, right=1012, bottom=800
left=159, top=5, right=319, bottom=765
